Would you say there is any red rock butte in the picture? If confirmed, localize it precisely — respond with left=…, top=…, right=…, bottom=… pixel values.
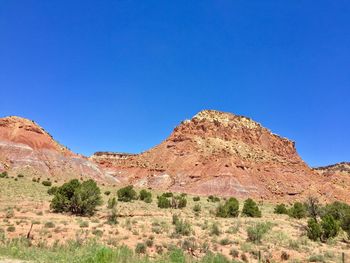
left=1, top=111, right=349, bottom=202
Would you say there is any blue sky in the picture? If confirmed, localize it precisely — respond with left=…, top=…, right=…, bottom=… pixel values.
left=0, top=1, right=349, bottom=167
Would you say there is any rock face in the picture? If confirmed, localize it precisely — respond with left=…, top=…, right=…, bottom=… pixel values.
left=92, top=110, right=349, bottom=201
left=0, top=116, right=112, bottom=182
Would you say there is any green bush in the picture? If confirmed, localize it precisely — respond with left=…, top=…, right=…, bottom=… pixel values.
left=193, top=204, right=201, bottom=213
left=322, top=201, right=350, bottom=221
left=117, top=185, right=137, bottom=202
left=139, top=189, right=152, bottom=203
left=242, top=198, right=261, bottom=218
left=193, top=196, right=200, bottom=202
left=341, top=212, right=350, bottom=239
left=47, top=186, right=58, bottom=195
left=17, top=174, right=24, bottom=178
left=6, top=226, right=15, bottom=232
left=321, top=214, right=339, bottom=241
left=208, top=195, right=220, bottom=202
left=42, top=180, right=52, bottom=187
left=246, top=222, right=272, bottom=244
left=157, top=195, right=171, bottom=208
left=274, top=204, right=288, bottom=214
left=163, top=192, right=173, bottom=198
left=175, top=219, right=192, bottom=236
left=0, top=172, right=8, bottom=178
left=216, top=197, right=239, bottom=218
left=174, top=195, right=187, bottom=208
left=172, top=214, right=180, bottom=225
left=210, top=222, right=221, bottom=236
left=289, top=202, right=307, bottom=219
left=307, top=219, right=322, bottom=241
left=50, top=179, right=102, bottom=216
left=107, top=197, right=117, bottom=209
left=104, top=191, right=111, bottom=196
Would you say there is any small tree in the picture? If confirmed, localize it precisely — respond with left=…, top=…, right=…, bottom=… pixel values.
left=158, top=195, right=171, bottom=208
left=274, top=204, right=288, bottom=215
left=216, top=197, right=239, bottom=218
left=307, top=219, right=322, bottom=241
left=322, top=201, right=350, bottom=221
left=306, top=196, right=321, bottom=222
left=242, top=198, right=261, bottom=218
left=321, top=214, right=339, bottom=241
left=117, top=185, right=137, bottom=202
left=139, top=189, right=152, bottom=203
left=50, top=179, right=102, bottom=216
left=289, top=202, right=307, bottom=219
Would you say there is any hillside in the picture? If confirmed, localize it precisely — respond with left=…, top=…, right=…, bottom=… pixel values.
left=0, top=116, right=112, bottom=182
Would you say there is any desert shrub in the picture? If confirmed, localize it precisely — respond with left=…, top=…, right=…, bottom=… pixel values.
left=172, top=214, right=180, bottom=225
left=5, top=208, right=14, bottom=218
left=135, top=243, right=147, bottom=254
left=307, top=219, right=322, bottom=241
left=322, top=201, right=350, bottom=221
left=0, top=172, right=8, bottom=178
left=274, top=204, right=288, bottom=214
left=117, top=185, right=137, bottom=202
left=104, top=191, right=111, bottom=196
left=47, top=186, right=58, bottom=195
left=210, top=222, right=221, bottom=236
left=44, top=221, right=55, bottom=228
left=174, top=195, right=187, bottom=208
left=145, top=239, right=153, bottom=247
left=163, top=192, right=173, bottom=198
left=309, top=254, right=326, bottom=262
left=175, top=219, right=192, bottom=236
left=242, top=198, right=261, bottom=217
left=42, top=180, right=52, bottom=187
left=50, top=179, right=102, bottom=216
left=139, top=189, right=152, bottom=203
left=6, top=226, right=15, bottom=232
left=230, top=248, right=239, bottom=258
left=216, top=197, right=239, bottom=218
left=246, top=222, right=272, bottom=244
left=193, top=196, right=200, bottom=202
left=17, top=174, right=24, bottom=178
left=321, top=214, right=339, bottom=241
left=107, top=197, right=118, bottom=225
left=289, top=202, right=307, bottom=219
left=219, top=238, right=231, bottom=246
left=80, top=221, right=89, bottom=228
left=193, top=204, right=201, bottom=213
left=208, top=195, right=220, bottom=202
left=341, top=212, right=350, bottom=239
left=158, top=195, right=171, bottom=208
left=92, top=229, right=103, bottom=237
left=107, top=197, right=117, bottom=209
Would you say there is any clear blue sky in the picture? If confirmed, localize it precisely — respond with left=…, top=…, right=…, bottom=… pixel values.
left=0, top=1, right=349, bottom=167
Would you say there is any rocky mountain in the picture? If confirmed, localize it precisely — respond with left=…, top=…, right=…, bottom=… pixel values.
left=1, top=112, right=348, bottom=202
left=91, top=110, right=349, bottom=202
left=0, top=116, right=113, bottom=182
